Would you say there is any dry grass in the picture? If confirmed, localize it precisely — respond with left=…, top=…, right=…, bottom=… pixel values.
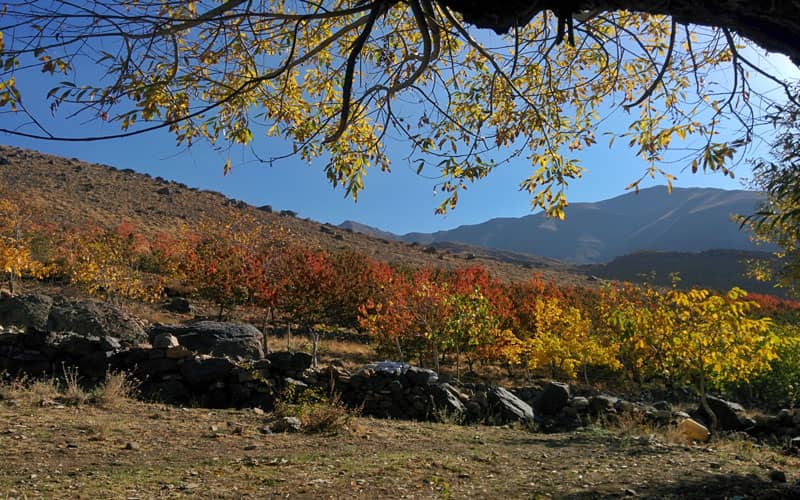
left=1, top=394, right=798, bottom=499
left=92, top=371, right=137, bottom=409
left=60, top=366, right=89, bottom=406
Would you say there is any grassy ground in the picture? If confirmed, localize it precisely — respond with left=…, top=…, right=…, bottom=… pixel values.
left=1, top=382, right=798, bottom=499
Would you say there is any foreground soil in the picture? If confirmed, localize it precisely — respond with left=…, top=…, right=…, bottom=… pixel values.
left=1, top=398, right=798, bottom=499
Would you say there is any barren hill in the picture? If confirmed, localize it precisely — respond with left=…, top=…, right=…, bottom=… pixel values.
left=0, top=144, right=581, bottom=285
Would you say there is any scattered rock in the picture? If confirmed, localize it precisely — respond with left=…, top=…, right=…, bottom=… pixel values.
left=678, top=418, right=710, bottom=442
left=271, top=416, right=302, bottom=433
left=47, top=297, right=146, bottom=342
left=431, top=383, right=466, bottom=420
left=124, top=442, right=140, bottom=451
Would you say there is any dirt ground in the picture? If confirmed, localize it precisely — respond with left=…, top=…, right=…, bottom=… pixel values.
left=1, top=396, right=798, bottom=499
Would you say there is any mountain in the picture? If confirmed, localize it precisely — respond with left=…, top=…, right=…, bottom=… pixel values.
left=398, top=186, right=768, bottom=264
left=583, top=249, right=781, bottom=295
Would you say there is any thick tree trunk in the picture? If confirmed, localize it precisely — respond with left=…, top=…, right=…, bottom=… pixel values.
left=436, top=0, right=800, bottom=65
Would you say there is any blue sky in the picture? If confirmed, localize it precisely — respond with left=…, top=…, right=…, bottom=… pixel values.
left=2, top=40, right=799, bottom=235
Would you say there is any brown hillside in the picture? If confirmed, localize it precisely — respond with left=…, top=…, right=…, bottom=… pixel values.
left=0, top=144, right=584, bottom=285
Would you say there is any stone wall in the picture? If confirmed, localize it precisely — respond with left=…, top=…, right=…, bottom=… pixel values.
left=1, top=294, right=799, bottom=440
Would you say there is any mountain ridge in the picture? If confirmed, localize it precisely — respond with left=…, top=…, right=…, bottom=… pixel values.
left=339, top=186, right=769, bottom=264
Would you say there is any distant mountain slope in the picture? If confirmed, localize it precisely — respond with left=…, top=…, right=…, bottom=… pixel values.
left=400, top=186, right=768, bottom=264
left=582, top=249, right=782, bottom=295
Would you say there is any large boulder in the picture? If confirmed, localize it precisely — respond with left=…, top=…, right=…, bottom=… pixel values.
left=534, top=382, right=571, bottom=415
left=0, top=293, right=53, bottom=332
left=149, top=321, right=264, bottom=360
left=697, top=396, right=751, bottom=431
left=47, top=297, right=146, bottom=343
left=487, top=386, right=535, bottom=424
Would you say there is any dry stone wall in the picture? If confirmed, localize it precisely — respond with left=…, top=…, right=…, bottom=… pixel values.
left=1, top=294, right=799, bottom=439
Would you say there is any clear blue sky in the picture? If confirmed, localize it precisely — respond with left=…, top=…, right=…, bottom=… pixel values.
left=2, top=44, right=798, bottom=235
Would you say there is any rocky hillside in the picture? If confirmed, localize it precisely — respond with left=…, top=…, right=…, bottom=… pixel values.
left=0, top=144, right=580, bottom=285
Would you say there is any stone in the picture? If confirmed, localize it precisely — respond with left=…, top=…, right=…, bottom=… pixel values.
left=165, top=345, right=192, bottom=359
left=777, top=409, right=794, bottom=426
left=769, top=470, right=787, bottom=483
left=653, top=401, right=672, bottom=411
left=180, top=357, right=235, bottom=388
left=589, top=395, right=618, bottom=415
left=135, top=357, right=180, bottom=378
left=431, top=383, right=467, bottom=420
left=60, top=334, right=101, bottom=357
left=678, top=418, right=710, bottom=441
left=271, top=416, right=302, bottom=433
left=139, top=379, right=188, bottom=404
left=164, top=297, right=191, bottom=314
left=487, top=386, right=534, bottom=424
left=697, top=396, right=748, bottom=431
left=0, top=294, right=53, bottom=332
left=151, top=332, right=179, bottom=349
left=47, top=297, right=146, bottom=343
left=267, top=351, right=312, bottom=373
left=405, top=365, right=439, bottom=386
left=98, top=336, right=122, bottom=351
left=569, top=397, right=590, bottom=412
left=534, top=382, right=571, bottom=415
left=151, top=321, right=264, bottom=360
left=78, top=351, right=111, bottom=378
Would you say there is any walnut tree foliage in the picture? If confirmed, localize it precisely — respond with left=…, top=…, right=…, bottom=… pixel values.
left=0, top=1, right=797, bottom=216
left=740, top=86, right=800, bottom=295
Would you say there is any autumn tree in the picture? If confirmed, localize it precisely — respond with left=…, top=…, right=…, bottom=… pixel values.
left=0, top=194, right=52, bottom=294
left=1, top=2, right=797, bottom=215
left=663, top=287, right=777, bottom=429
left=57, top=222, right=165, bottom=302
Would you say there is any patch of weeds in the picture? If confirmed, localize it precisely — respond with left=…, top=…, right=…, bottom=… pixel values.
left=60, top=366, right=89, bottom=406
left=430, top=476, right=452, bottom=499
left=0, top=373, right=60, bottom=405
left=275, top=386, right=358, bottom=435
left=433, top=406, right=465, bottom=426
left=92, top=371, right=137, bottom=408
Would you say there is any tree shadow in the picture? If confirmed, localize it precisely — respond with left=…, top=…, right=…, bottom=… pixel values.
left=563, top=473, right=797, bottom=499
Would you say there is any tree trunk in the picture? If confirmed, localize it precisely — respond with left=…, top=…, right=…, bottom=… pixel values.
left=699, top=371, right=718, bottom=432
left=261, top=308, right=272, bottom=355
left=310, top=328, right=320, bottom=368
left=395, top=336, right=405, bottom=364
left=436, top=0, right=800, bottom=65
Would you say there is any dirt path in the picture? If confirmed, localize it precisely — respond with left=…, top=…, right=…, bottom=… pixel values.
left=1, top=400, right=797, bottom=499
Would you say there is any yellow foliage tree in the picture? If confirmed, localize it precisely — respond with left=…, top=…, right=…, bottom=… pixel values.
left=2, top=3, right=796, bottom=215
left=0, top=197, right=52, bottom=294
left=520, top=296, right=619, bottom=381
left=664, top=287, right=777, bottom=429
